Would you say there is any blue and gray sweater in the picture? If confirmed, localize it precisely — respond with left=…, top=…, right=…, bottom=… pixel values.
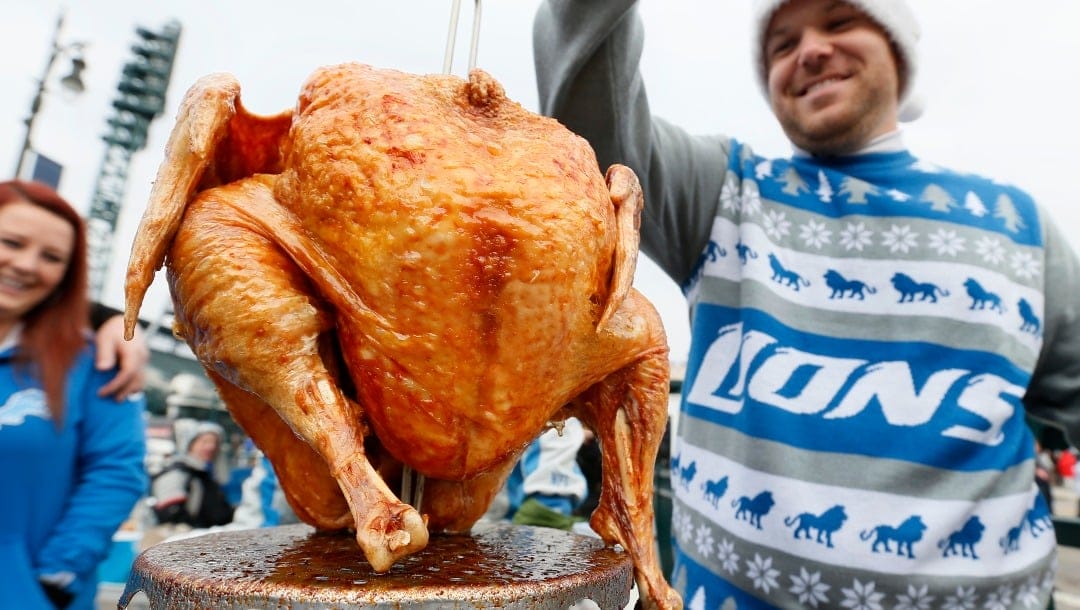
left=535, top=1, right=1080, bottom=607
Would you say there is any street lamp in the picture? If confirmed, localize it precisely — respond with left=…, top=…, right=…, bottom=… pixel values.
left=14, top=11, right=87, bottom=179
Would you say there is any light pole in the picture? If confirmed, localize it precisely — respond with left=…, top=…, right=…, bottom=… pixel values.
left=14, top=11, right=87, bottom=179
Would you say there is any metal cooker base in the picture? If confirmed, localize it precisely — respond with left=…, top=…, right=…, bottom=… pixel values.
left=119, top=522, right=633, bottom=609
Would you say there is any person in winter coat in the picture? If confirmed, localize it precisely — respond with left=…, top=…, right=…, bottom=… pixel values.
left=149, top=420, right=234, bottom=530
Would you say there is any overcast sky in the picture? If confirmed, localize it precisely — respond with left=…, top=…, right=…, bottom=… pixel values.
left=3, top=0, right=1079, bottom=364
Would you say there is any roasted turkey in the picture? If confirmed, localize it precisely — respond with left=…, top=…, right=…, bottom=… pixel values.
left=124, top=63, right=679, bottom=610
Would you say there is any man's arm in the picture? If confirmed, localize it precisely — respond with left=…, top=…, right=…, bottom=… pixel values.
left=533, top=0, right=734, bottom=285
left=91, top=303, right=150, bottom=400
left=1024, top=219, right=1080, bottom=447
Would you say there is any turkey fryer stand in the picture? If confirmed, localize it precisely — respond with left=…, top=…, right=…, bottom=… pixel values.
left=118, top=523, right=633, bottom=609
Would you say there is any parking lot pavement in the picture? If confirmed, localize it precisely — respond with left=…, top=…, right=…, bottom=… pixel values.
left=1058, top=544, right=1080, bottom=610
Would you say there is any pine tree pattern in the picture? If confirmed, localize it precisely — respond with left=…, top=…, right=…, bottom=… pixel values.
left=839, top=176, right=878, bottom=204
left=994, top=193, right=1027, bottom=233
left=920, top=184, right=956, bottom=213
left=964, top=191, right=988, bottom=217
left=816, top=170, right=833, bottom=203
left=778, top=167, right=809, bottom=197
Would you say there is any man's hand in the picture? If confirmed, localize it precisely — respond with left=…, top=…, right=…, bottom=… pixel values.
left=95, top=314, right=150, bottom=400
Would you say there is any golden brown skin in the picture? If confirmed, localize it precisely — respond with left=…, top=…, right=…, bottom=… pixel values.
left=125, top=63, right=680, bottom=610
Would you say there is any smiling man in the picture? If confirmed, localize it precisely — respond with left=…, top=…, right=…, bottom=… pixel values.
left=759, top=0, right=912, bottom=155
left=534, top=0, right=1080, bottom=607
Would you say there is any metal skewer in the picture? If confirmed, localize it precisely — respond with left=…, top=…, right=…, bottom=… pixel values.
left=467, top=0, right=483, bottom=71
left=401, top=463, right=425, bottom=513
left=442, top=0, right=483, bottom=74
left=403, top=0, right=485, bottom=513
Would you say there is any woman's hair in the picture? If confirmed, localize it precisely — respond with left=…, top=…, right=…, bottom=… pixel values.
left=0, top=180, right=89, bottom=421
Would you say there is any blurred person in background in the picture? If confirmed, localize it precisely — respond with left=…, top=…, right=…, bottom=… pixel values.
left=0, top=179, right=146, bottom=610
left=500, top=418, right=590, bottom=532
left=228, top=449, right=299, bottom=529
left=146, top=420, right=234, bottom=541
left=1034, top=439, right=1054, bottom=509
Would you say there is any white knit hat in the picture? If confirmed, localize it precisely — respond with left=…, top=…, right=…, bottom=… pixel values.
left=751, top=0, right=925, bottom=122
left=176, top=420, right=225, bottom=451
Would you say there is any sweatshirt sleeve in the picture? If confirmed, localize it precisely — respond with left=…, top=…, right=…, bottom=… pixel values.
left=34, top=361, right=146, bottom=591
left=533, top=0, right=735, bottom=285
left=1024, top=215, right=1080, bottom=446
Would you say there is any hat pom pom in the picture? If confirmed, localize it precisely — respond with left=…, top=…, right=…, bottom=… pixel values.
left=898, top=91, right=925, bottom=123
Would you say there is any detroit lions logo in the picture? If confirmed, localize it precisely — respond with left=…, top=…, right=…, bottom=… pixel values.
left=824, top=269, right=876, bottom=300
left=784, top=504, right=847, bottom=548
left=735, top=241, right=757, bottom=265
left=891, top=272, right=949, bottom=303
left=677, top=460, right=698, bottom=490
left=732, top=491, right=774, bottom=529
left=999, top=524, right=1023, bottom=554
left=768, top=254, right=810, bottom=291
left=1000, top=499, right=1052, bottom=555
left=1018, top=298, right=1042, bottom=335
left=938, top=516, right=985, bottom=559
left=1024, top=501, right=1053, bottom=537
left=683, top=240, right=727, bottom=291
left=963, top=278, right=1004, bottom=312
left=0, top=388, right=51, bottom=429
left=701, top=476, right=728, bottom=508
left=859, top=515, right=926, bottom=559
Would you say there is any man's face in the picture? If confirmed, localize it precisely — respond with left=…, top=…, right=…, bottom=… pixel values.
left=764, top=0, right=902, bottom=155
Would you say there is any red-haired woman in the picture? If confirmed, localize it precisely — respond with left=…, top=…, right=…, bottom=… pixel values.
left=0, top=180, right=146, bottom=610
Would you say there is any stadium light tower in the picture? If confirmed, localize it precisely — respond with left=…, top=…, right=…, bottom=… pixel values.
left=86, top=20, right=181, bottom=300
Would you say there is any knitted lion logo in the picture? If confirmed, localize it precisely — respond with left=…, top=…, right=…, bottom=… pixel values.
left=0, top=388, right=50, bottom=429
